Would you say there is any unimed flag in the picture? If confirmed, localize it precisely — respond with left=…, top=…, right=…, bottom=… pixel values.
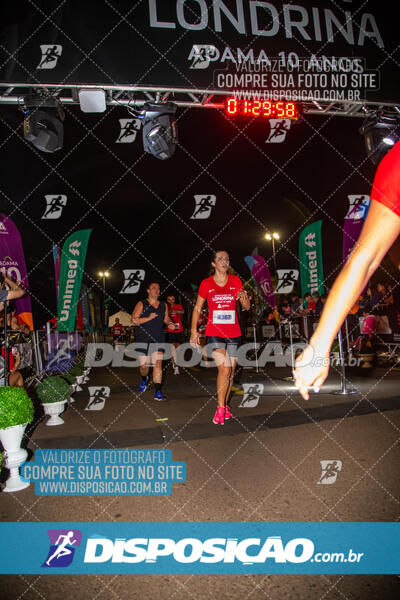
left=57, top=229, right=92, bottom=332
left=0, top=214, right=33, bottom=329
left=299, top=221, right=324, bottom=298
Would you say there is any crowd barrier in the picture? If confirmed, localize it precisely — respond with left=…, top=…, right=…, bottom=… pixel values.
left=0, top=329, right=96, bottom=387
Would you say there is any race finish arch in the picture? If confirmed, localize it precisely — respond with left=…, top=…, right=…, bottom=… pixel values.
left=0, top=0, right=399, bottom=117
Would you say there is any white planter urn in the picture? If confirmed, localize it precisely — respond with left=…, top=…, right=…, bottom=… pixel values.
left=42, top=400, right=67, bottom=426
left=75, top=376, right=84, bottom=391
left=69, top=384, right=76, bottom=402
left=0, top=423, right=30, bottom=492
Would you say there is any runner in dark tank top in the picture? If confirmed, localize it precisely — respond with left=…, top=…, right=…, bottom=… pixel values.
left=131, top=282, right=173, bottom=401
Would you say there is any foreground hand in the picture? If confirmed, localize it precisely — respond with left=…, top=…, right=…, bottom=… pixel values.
left=293, top=343, right=330, bottom=400
left=190, top=332, right=200, bottom=347
left=148, top=312, right=158, bottom=320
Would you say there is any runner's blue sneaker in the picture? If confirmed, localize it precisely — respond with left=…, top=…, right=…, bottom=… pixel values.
left=154, top=390, right=167, bottom=401
left=139, top=376, right=149, bottom=392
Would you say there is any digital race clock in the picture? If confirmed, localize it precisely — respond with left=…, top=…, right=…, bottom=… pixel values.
left=225, top=98, right=299, bottom=119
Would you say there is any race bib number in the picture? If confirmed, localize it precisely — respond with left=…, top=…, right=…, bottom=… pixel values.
left=212, top=310, right=236, bottom=324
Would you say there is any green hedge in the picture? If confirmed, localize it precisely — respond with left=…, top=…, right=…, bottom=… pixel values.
left=60, top=371, right=75, bottom=384
left=69, top=365, right=84, bottom=377
left=37, top=376, right=70, bottom=404
left=0, top=387, right=34, bottom=429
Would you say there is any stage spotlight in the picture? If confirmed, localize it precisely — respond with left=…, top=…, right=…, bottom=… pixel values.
left=78, top=89, right=106, bottom=113
left=22, top=95, right=64, bottom=153
left=360, top=112, right=400, bottom=165
left=142, top=102, right=177, bottom=160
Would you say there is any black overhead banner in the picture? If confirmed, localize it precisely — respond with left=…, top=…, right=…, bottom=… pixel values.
left=0, top=1, right=399, bottom=103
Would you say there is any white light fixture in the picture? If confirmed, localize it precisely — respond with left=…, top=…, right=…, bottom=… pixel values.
left=78, top=89, right=106, bottom=113
left=382, top=136, right=395, bottom=146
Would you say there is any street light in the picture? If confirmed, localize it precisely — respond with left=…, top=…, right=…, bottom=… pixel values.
left=98, top=271, right=110, bottom=294
left=264, top=232, right=280, bottom=272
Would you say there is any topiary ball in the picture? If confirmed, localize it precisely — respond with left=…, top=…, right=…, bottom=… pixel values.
left=0, top=387, right=34, bottom=429
left=60, top=372, right=75, bottom=384
left=37, top=376, right=70, bottom=404
left=69, top=365, right=84, bottom=377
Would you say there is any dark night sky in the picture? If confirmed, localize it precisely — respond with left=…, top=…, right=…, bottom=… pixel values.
left=0, top=103, right=380, bottom=325
left=0, top=0, right=397, bottom=326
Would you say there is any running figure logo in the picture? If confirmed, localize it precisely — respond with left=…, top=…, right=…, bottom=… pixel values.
left=317, top=460, right=343, bottom=485
left=69, top=240, right=81, bottom=256
left=239, top=384, right=264, bottom=408
left=119, top=269, right=145, bottom=294
left=275, top=269, right=299, bottom=294
left=85, top=386, right=110, bottom=411
left=116, top=118, right=141, bottom=143
left=191, top=195, right=216, bottom=219
left=345, top=195, right=370, bottom=220
left=265, top=119, right=291, bottom=144
left=42, top=529, right=82, bottom=567
left=188, top=45, right=219, bottom=69
left=42, top=195, right=67, bottom=219
left=37, top=45, right=62, bottom=69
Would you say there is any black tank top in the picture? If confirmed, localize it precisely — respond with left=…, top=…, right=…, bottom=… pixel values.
left=135, top=299, right=166, bottom=343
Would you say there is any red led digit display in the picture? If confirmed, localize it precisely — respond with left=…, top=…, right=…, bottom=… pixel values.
left=225, top=98, right=298, bottom=119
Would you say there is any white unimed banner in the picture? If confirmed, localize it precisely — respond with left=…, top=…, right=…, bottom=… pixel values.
left=275, top=269, right=299, bottom=294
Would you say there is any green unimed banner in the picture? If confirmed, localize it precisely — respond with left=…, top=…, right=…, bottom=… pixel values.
left=299, top=220, right=324, bottom=299
left=57, top=229, right=92, bottom=332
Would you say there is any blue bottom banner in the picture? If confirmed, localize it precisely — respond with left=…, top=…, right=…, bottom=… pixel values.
left=0, top=522, right=399, bottom=574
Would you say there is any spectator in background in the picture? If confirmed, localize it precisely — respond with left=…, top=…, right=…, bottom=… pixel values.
left=312, top=292, right=323, bottom=315
left=298, top=293, right=315, bottom=315
left=370, top=285, right=383, bottom=313
left=111, top=317, right=125, bottom=344
left=280, top=298, right=291, bottom=317
left=165, top=294, right=185, bottom=375
left=290, top=293, right=301, bottom=315
left=0, top=275, right=25, bottom=324
left=1, top=342, right=23, bottom=387
left=385, top=283, right=397, bottom=331
left=361, top=308, right=376, bottom=338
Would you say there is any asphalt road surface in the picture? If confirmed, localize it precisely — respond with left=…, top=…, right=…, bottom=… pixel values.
left=1, top=364, right=399, bottom=599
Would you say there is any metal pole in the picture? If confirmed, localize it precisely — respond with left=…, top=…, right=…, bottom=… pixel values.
left=331, top=328, right=357, bottom=395
left=289, top=319, right=295, bottom=372
left=253, top=323, right=259, bottom=373
left=303, top=316, right=309, bottom=341
left=272, top=238, right=277, bottom=273
left=345, top=317, right=351, bottom=359
left=33, top=330, right=43, bottom=375
left=282, top=318, right=295, bottom=382
left=3, top=300, right=8, bottom=386
left=46, top=321, right=52, bottom=354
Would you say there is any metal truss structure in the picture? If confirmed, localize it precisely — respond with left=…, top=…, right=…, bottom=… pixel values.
left=0, top=83, right=399, bottom=119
